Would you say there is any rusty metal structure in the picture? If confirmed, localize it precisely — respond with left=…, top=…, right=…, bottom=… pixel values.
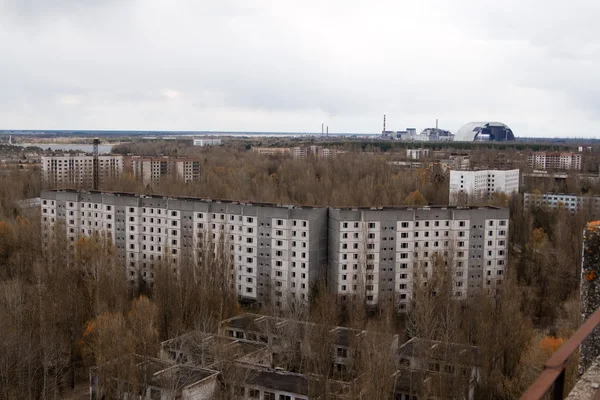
left=520, top=307, right=600, bottom=400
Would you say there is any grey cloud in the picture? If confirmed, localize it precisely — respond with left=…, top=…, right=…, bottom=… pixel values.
left=0, top=0, right=600, bottom=135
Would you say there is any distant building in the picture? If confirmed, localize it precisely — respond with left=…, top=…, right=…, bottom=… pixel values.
left=41, top=154, right=124, bottom=188
left=316, top=147, right=346, bottom=158
left=527, top=151, right=582, bottom=171
left=129, top=156, right=201, bottom=184
left=291, top=147, right=308, bottom=159
left=407, top=148, right=430, bottom=160
left=382, top=128, right=418, bottom=141
left=454, top=122, right=515, bottom=142
left=42, top=154, right=201, bottom=188
left=253, top=146, right=345, bottom=159
left=388, top=161, right=425, bottom=170
left=440, top=155, right=470, bottom=171
left=252, top=147, right=291, bottom=156
left=419, top=128, right=455, bottom=142
left=193, top=139, right=222, bottom=146
left=523, top=192, right=600, bottom=215
left=449, top=170, right=520, bottom=204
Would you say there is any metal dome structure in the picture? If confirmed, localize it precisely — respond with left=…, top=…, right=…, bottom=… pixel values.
left=454, top=122, right=515, bottom=142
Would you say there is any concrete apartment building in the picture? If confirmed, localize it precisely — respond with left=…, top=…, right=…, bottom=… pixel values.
left=41, top=190, right=328, bottom=309
left=328, top=206, right=509, bottom=311
left=441, top=155, right=471, bottom=171
left=42, top=154, right=201, bottom=187
left=524, top=192, right=600, bottom=215
left=93, top=313, right=481, bottom=400
left=253, top=146, right=345, bottom=159
left=41, top=154, right=124, bottom=188
left=193, top=138, right=222, bottom=146
left=406, top=148, right=430, bottom=160
left=130, top=156, right=201, bottom=184
left=41, top=190, right=508, bottom=311
left=449, top=169, right=520, bottom=205
left=528, top=151, right=582, bottom=171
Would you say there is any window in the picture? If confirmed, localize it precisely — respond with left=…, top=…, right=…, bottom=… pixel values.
left=401, top=222, right=409, bottom=228
left=276, top=219, right=283, bottom=226
left=264, top=392, right=276, bottom=400
left=337, top=347, right=348, bottom=358
left=368, top=222, right=375, bottom=229
left=342, top=222, right=348, bottom=228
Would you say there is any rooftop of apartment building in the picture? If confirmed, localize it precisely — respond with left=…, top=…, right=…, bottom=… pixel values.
left=91, top=355, right=218, bottom=394
left=219, top=313, right=399, bottom=350
left=161, top=331, right=270, bottom=367
left=42, top=189, right=507, bottom=212
left=528, top=151, right=580, bottom=156
left=41, top=188, right=320, bottom=210
left=398, top=338, right=480, bottom=366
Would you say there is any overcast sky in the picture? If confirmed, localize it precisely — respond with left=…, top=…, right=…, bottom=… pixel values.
left=0, top=0, right=598, bottom=137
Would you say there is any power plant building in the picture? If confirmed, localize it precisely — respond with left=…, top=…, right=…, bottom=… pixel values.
left=454, top=122, right=515, bottom=142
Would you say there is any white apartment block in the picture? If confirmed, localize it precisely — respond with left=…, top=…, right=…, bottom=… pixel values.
left=449, top=169, right=520, bottom=205
left=129, top=156, right=201, bottom=184
left=528, top=152, right=582, bottom=171
left=41, top=190, right=509, bottom=313
left=328, top=207, right=509, bottom=311
left=193, top=139, right=222, bottom=146
left=42, top=154, right=124, bottom=188
left=42, top=155, right=201, bottom=187
left=41, top=190, right=327, bottom=309
left=524, top=192, right=600, bottom=215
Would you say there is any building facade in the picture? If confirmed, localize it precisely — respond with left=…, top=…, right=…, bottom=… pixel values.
left=41, top=190, right=508, bottom=312
left=41, top=154, right=125, bottom=188
left=449, top=169, right=520, bottom=205
left=42, top=155, right=201, bottom=188
left=523, top=192, right=600, bottom=215
left=41, top=190, right=328, bottom=309
left=328, top=206, right=509, bottom=311
left=130, top=156, right=201, bottom=184
left=528, top=152, right=582, bottom=171
left=406, top=148, right=430, bottom=160
left=193, top=139, right=222, bottom=146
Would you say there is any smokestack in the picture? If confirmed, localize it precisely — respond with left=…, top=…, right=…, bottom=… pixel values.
left=436, top=119, right=438, bottom=129
left=383, top=115, right=386, bottom=132
left=321, top=123, right=324, bottom=137
left=326, top=126, right=329, bottom=137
